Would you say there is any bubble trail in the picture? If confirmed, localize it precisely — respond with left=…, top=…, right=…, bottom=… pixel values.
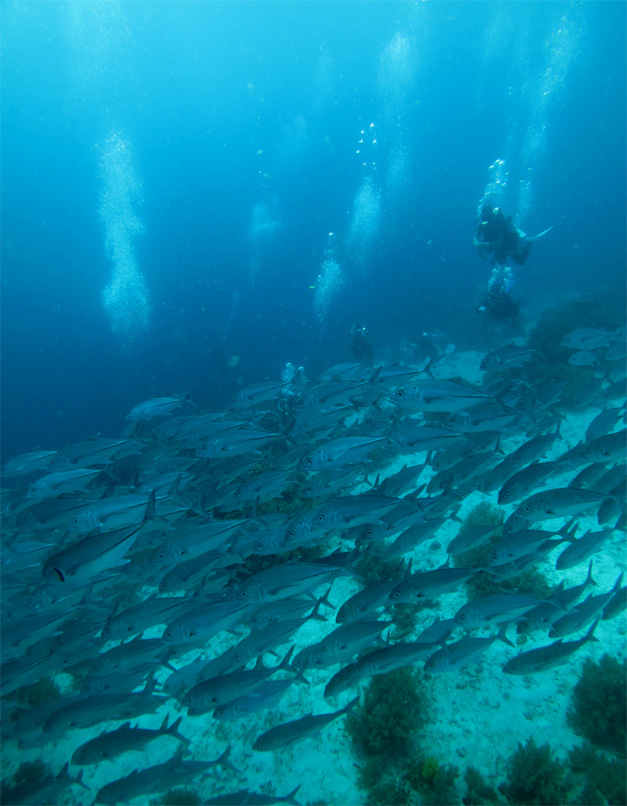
left=99, top=132, right=150, bottom=344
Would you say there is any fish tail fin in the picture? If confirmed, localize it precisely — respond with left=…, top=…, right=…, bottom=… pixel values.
left=585, top=559, right=597, bottom=587
left=341, top=695, right=360, bottom=716
left=284, top=784, right=302, bottom=805
left=496, top=624, right=515, bottom=648
left=183, top=391, right=202, bottom=412
left=168, top=715, right=190, bottom=747
left=307, top=598, right=327, bottom=622
left=317, top=584, right=336, bottom=612
left=74, top=769, right=90, bottom=792
left=585, top=621, right=599, bottom=643
left=279, top=645, right=296, bottom=671
left=559, top=518, right=579, bottom=542
left=215, top=744, right=240, bottom=774
left=422, top=355, right=436, bottom=379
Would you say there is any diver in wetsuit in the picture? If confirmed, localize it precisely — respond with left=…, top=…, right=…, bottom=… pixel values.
left=476, top=287, right=520, bottom=322
left=474, top=205, right=533, bottom=267
left=473, top=203, right=551, bottom=322
left=350, top=325, right=374, bottom=364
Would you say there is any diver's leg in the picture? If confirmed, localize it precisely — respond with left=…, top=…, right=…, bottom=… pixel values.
left=512, top=239, right=532, bottom=265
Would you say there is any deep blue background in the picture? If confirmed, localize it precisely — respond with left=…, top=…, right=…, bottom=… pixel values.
left=2, top=1, right=625, bottom=461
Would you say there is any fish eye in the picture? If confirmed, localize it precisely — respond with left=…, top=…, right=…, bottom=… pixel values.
left=255, top=541, right=264, bottom=551
left=240, top=590, right=248, bottom=599
left=458, top=613, right=466, bottom=621
left=392, top=591, right=401, bottom=599
left=305, top=457, right=313, bottom=465
left=395, top=389, right=404, bottom=398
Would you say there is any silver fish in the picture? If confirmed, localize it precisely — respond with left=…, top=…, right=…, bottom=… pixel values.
left=2, top=449, right=68, bottom=477
left=569, top=350, right=599, bottom=366
left=512, top=487, right=608, bottom=522
left=95, top=746, right=234, bottom=805
left=389, top=564, right=477, bottom=603
left=389, top=379, right=494, bottom=413
left=302, top=436, right=387, bottom=471
left=555, top=527, right=614, bottom=570
left=183, top=647, right=295, bottom=714
left=503, top=622, right=598, bottom=675
left=324, top=640, right=435, bottom=698
left=252, top=696, right=359, bottom=751
left=71, top=715, right=188, bottom=765
left=424, top=626, right=513, bottom=673
left=454, top=592, right=556, bottom=630
left=586, top=408, right=625, bottom=442
left=126, top=395, right=192, bottom=421
left=26, top=468, right=103, bottom=499
left=549, top=573, right=623, bottom=638
left=498, top=461, right=563, bottom=505
left=489, top=521, right=577, bottom=568
left=202, top=785, right=301, bottom=806
left=212, top=678, right=295, bottom=721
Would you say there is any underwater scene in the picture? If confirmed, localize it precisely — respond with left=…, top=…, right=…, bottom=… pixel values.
left=1, top=2, right=626, bottom=805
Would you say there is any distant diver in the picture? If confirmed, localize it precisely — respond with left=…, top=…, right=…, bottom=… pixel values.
left=476, top=286, right=520, bottom=322
left=350, top=324, right=374, bottom=364
left=473, top=203, right=552, bottom=323
left=474, top=204, right=552, bottom=267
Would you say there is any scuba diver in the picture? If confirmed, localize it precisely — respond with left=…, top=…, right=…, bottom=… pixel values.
left=476, top=286, right=520, bottom=322
left=473, top=203, right=552, bottom=323
left=474, top=204, right=552, bottom=267
left=350, top=324, right=374, bottom=364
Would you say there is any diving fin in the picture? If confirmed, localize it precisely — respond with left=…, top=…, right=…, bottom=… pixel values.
left=529, top=226, right=553, bottom=241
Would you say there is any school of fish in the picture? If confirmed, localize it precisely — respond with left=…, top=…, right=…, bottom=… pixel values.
left=1, top=322, right=626, bottom=805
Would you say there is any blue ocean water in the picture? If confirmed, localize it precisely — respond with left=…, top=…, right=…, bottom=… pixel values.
left=2, top=7, right=627, bottom=806
left=2, top=1, right=625, bottom=460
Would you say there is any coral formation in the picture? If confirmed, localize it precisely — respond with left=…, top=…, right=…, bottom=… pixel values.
left=346, top=668, right=427, bottom=790
left=404, top=754, right=460, bottom=803
left=568, top=743, right=627, bottom=805
left=159, top=787, right=202, bottom=805
left=452, top=502, right=551, bottom=600
left=567, top=653, right=627, bottom=756
left=462, top=765, right=502, bottom=805
left=498, top=737, right=572, bottom=805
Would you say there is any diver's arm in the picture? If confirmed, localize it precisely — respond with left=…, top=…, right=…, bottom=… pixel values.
left=473, top=234, right=498, bottom=260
